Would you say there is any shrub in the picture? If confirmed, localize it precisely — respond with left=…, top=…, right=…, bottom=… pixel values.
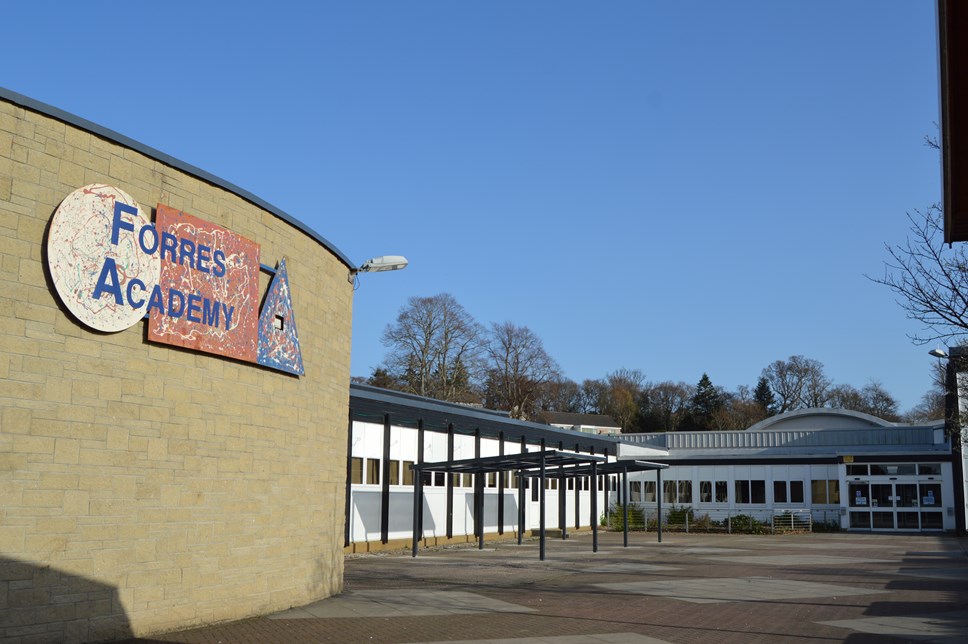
left=603, top=503, right=645, bottom=531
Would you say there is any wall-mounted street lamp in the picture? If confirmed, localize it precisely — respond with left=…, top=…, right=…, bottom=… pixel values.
left=930, top=348, right=949, bottom=359
left=358, top=255, right=409, bottom=273
left=349, top=255, right=409, bottom=284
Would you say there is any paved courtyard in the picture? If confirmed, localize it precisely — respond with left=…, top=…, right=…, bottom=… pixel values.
left=129, top=530, right=968, bottom=643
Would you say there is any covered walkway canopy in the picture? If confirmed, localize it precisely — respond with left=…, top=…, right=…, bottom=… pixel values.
left=411, top=451, right=668, bottom=560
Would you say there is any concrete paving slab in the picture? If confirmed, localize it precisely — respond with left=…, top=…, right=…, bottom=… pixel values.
left=270, top=589, right=534, bottom=619
left=705, top=553, right=893, bottom=565
left=597, top=576, right=887, bottom=604
left=580, top=563, right=678, bottom=573
left=414, top=633, right=670, bottom=644
left=896, top=567, right=968, bottom=580
left=819, top=610, right=968, bottom=642
left=121, top=531, right=968, bottom=644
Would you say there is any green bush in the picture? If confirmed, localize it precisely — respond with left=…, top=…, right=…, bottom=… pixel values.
left=727, top=513, right=770, bottom=534
left=603, top=503, right=645, bottom=530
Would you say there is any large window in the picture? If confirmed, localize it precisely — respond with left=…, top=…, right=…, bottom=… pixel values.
left=735, top=480, right=766, bottom=504
left=698, top=480, right=728, bottom=503
left=811, top=479, right=840, bottom=504
left=773, top=481, right=804, bottom=504
left=663, top=480, right=692, bottom=504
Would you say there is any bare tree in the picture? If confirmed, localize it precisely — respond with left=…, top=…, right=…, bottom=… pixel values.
left=761, top=355, right=828, bottom=413
left=905, top=388, right=946, bottom=422
left=860, top=381, right=900, bottom=421
left=869, top=204, right=968, bottom=345
left=534, top=377, right=583, bottom=413
left=709, top=386, right=769, bottom=431
left=828, top=380, right=900, bottom=421
left=580, top=378, right=609, bottom=414
left=601, top=369, right=646, bottom=432
left=380, top=293, right=484, bottom=401
left=640, top=381, right=694, bottom=432
left=828, top=383, right=865, bottom=410
left=803, top=365, right=832, bottom=408
left=484, top=322, right=560, bottom=420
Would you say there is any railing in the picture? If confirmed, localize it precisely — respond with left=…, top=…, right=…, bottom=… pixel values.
left=605, top=505, right=842, bottom=534
left=772, top=509, right=812, bottom=533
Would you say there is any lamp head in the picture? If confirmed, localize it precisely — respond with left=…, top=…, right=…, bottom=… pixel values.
left=359, top=255, right=408, bottom=273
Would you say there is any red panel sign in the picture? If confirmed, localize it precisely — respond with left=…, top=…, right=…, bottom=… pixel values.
left=147, top=204, right=261, bottom=362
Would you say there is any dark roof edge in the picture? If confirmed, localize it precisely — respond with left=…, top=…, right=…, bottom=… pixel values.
left=349, top=382, right=624, bottom=447
left=350, top=382, right=512, bottom=419
left=0, top=86, right=355, bottom=271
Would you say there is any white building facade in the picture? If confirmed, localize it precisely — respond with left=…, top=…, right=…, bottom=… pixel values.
left=621, top=409, right=957, bottom=532
left=345, top=389, right=962, bottom=542
left=345, top=385, right=626, bottom=548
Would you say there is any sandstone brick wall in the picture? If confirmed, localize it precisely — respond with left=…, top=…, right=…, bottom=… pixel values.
left=0, top=94, right=353, bottom=641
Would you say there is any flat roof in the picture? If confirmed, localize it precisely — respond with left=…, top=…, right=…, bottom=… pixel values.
left=350, top=383, right=624, bottom=454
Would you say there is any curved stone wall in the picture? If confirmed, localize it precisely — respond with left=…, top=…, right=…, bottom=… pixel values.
left=0, top=90, right=353, bottom=640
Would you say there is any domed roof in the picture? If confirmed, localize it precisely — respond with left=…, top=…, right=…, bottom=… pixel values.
left=746, top=408, right=894, bottom=432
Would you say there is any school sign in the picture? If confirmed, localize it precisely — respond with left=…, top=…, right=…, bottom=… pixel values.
left=47, top=184, right=304, bottom=375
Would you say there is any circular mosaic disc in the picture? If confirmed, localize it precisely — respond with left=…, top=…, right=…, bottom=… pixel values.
left=47, top=184, right=160, bottom=332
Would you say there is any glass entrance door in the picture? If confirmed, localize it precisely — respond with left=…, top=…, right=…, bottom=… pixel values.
left=870, top=484, right=895, bottom=529
left=895, top=484, right=920, bottom=529
left=847, top=480, right=944, bottom=531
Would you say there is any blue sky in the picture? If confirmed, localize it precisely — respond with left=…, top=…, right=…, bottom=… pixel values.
left=2, top=1, right=943, bottom=412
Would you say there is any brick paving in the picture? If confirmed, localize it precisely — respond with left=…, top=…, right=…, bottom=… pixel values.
left=122, top=530, right=968, bottom=643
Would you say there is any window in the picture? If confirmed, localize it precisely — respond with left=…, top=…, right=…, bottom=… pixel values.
left=463, top=473, right=473, bottom=488
left=773, top=481, right=787, bottom=503
left=790, top=481, right=804, bottom=503
left=351, top=457, right=363, bottom=485
left=366, top=458, right=380, bottom=485
left=388, top=460, right=399, bottom=486
left=919, top=463, right=941, bottom=476
left=869, top=464, right=914, bottom=476
left=846, top=464, right=869, bottom=476
left=488, top=472, right=497, bottom=488
left=751, top=480, right=765, bottom=503
left=735, top=480, right=766, bottom=504
left=677, top=480, right=693, bottom=504
left=402, top=461, right=414, bottom=486
left=663, top=480, right=691, bottom=504
left=715, top=481, right=728, bottom=503
left=663, top=480, right=677, bottom=504
left=643, top=481, right=656, bottom=502
left=700, top=480, right=729, bottom=503
left=434, top=472, right=445, bottom=487
left=630, top=481, right=643, bottom=502
left=811, top=479, right=840, bottom=504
